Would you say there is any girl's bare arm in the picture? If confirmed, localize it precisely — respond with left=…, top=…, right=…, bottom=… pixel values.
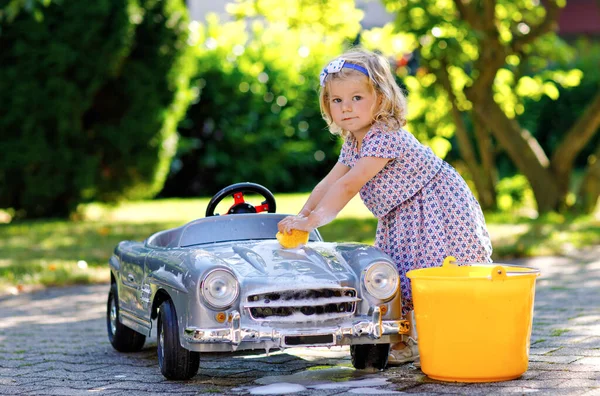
left=279, top=156, right=390, bottom=233
left=297, top=161, right=351, bottom=217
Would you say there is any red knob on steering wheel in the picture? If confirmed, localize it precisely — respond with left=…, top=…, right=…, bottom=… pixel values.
left=205, top=182, right=277, bottom=217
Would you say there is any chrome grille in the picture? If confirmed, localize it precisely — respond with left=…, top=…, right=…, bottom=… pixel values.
left=245, top=288, right=358, bottom=321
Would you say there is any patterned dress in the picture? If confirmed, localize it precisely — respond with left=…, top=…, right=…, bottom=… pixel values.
left=338, top=124, right=493, bottom=314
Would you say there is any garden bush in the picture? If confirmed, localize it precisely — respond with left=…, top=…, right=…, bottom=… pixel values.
left=0, top=0, right=195, bottom=218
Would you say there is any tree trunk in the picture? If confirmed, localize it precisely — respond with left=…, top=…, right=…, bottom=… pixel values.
left=456, top=0, right=565, bottom=214
left=551, top=89, right=600, bottom=204
left=473, top=112, right=497, bottom=210
left=578, top=143, right=600, bottom=213
left=436, top=63, right=496, bottom=210
left=472, top=97, right=561, bottom=213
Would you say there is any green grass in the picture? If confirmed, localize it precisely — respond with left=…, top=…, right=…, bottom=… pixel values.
left=550, top=329, right=571, bottom=337
left=485, top=211, right=600, bottom=258
left=0, top=193, right=598, bottom=295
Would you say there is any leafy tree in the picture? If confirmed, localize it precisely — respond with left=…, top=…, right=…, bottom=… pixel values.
left=519, top=39, right=600, bottom=212
left=0, top=0, right=195, bottom=218
left=361, top=24, right=499, bottom=210
left=381, top=0, right=600, bottom=214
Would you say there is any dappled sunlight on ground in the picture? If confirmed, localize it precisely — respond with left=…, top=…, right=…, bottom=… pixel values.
left=0, top=288, right=106, bottom=329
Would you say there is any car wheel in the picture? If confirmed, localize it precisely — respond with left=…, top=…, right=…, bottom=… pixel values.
left=157, top=299, right=200, bottom=380
left=107, top=283, right=146, bottom=352
left=350, top=343, right=390, bottom=370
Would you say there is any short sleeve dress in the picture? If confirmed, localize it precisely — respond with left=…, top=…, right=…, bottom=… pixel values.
left=339, top=124, right=493, bottom=314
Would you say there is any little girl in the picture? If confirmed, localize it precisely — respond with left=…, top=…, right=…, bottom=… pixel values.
left=278, top=48, right=492, bottom=364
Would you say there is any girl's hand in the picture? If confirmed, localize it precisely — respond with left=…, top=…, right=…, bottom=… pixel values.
left=278, top=215, right=314, bottom=234
left=277, top=216, right=296, bottom=234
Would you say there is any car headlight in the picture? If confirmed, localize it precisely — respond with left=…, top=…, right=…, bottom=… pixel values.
left=201, top=269, right=239, bottom=309
left=364, top=262, right=399, bottom=300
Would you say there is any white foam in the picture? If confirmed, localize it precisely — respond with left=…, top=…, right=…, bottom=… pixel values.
left=248, top=382, right=307, bottom=395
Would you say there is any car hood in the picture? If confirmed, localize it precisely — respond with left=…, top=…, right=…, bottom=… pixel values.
left=198, top=240, right=356, bottom=286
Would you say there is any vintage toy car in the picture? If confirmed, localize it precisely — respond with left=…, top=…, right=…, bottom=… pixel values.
left=107, top=182, right=412, bottom=380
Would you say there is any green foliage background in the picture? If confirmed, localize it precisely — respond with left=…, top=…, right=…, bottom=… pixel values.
left=161, top=0, right=365, bottom=196
left=1, top=0, right=599, bottom=216
left=0, top=0, right=195, bottom=218
left=519, top=39, right=600, bottom=168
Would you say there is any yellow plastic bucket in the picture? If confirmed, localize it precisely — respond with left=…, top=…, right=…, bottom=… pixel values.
left=406, top=257, right=540, bottom=383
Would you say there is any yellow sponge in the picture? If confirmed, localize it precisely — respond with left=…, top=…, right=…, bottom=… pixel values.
left=276, top=229, right=309, bottom=249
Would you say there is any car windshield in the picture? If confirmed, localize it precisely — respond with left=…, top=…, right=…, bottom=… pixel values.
left=148, top=213, right=321, bottom=248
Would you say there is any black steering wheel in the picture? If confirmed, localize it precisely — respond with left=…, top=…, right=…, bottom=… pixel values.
left=205, top=182, right=277, bottom=217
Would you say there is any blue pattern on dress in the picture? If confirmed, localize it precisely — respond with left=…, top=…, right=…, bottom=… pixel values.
left=338, top=124, right=493, bottom=315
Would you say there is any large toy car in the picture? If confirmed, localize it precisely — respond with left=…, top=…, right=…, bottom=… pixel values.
left=107, top=182, right=412, bottom=380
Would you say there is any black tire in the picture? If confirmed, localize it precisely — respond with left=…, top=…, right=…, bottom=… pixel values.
left=351, top=343, right=390, bottom=370
left=107, top=283, right=146, bottom=352
left=157, top=299, right=200, bottom=380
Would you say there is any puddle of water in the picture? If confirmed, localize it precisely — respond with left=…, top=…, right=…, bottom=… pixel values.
left=255, top=366, right=363, bottom=385
left=310, top=378, right=389, bottom=389
left=246, top=366, right=403, bottom=395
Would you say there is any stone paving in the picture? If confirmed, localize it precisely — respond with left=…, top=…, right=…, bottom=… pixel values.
left=1, top=246, right=599, bottom=395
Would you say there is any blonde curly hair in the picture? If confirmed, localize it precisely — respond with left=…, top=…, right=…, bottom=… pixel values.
left=318, top=48, right=407, bottom=139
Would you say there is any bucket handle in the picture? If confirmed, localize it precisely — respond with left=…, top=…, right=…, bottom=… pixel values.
left=443, top=256, right=540, bottom=280
left=490, top=265, right=507, bottom=281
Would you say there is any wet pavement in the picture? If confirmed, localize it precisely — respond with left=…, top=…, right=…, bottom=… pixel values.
left=1, top=246, right=599, bottom=395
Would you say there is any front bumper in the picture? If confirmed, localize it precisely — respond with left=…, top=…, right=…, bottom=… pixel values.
left=183, top=307, right=410, bottom=350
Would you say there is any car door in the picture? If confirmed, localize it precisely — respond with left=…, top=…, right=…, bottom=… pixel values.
left=120, top=243, right=149, bottom=316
